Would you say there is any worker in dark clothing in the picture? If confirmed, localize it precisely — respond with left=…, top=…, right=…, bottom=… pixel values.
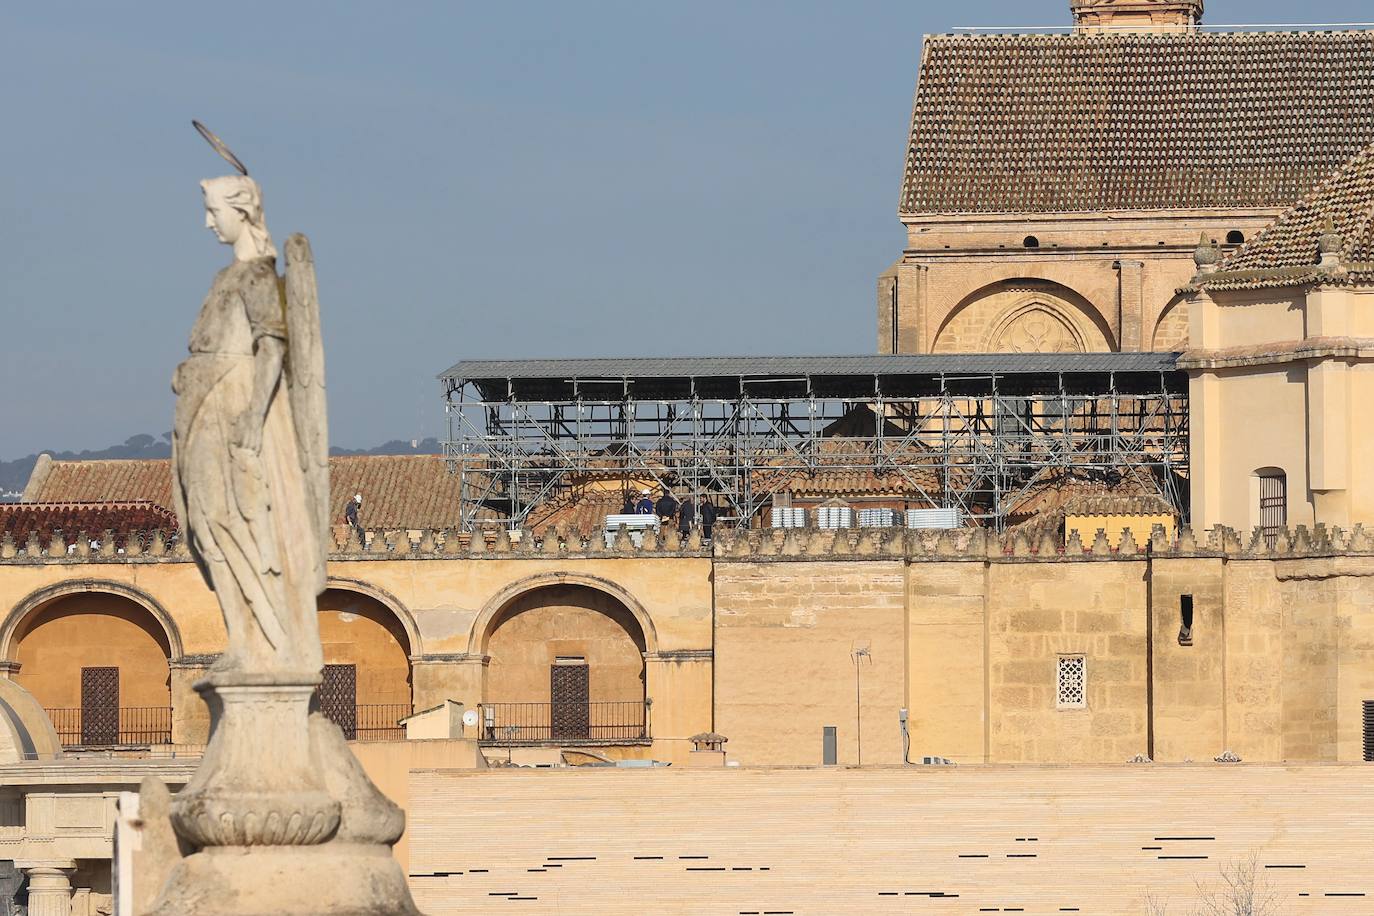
left=344, top=493, right=364, bottom=543
left=678, top=494, right=696, bottom=536
left=635, top=490, right=655, bottom=514
left=655, top=490, right=679, bottom=523
left=621, top=493, right=635, bottom=515
left=700, top=497, right=717, bottom=540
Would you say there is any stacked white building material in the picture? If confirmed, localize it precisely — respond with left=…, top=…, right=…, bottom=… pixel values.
left=905, top=508, right=962, bottom=529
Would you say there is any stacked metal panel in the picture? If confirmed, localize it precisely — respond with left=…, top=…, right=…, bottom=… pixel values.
left=815, top=506, right=854, bottom=529
left=905, top=508, right=962, bottom=529
left=858, top=508, right=900, bottom=528
left=769, top=507, right=807, bottom=529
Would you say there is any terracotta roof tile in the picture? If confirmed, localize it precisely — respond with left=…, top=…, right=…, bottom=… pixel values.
left=25, top=455, right=465, bottom=530
left=0, top=501, right=178, bottom=544
left=1194, top=140, right=1374, bottom=290
left=903, top=31, right=1374, bottom=215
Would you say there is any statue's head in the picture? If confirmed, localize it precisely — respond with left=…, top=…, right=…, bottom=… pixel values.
left=201, top=175, right=277, bottom=260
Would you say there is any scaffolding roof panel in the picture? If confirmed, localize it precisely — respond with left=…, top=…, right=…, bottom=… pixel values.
left=441, top=353, right=1184, bottom=401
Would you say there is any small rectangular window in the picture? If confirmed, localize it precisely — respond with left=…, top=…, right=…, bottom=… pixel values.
left=1057, top=655, right=1086, bottom=709
left=1364, top=700, right=1374, bottom=763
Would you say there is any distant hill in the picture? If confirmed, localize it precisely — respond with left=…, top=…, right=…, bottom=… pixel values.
left=0, top=434, right=443, bottom=501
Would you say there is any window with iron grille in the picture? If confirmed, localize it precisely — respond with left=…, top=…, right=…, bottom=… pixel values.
left=1057, top=655, right=1086, bottom=709
left=1258, top=470, right=1287, bottom=547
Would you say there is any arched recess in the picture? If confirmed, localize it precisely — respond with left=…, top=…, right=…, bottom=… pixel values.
left=1151, top=297, right=1190, bottom=351
left=1, top=580, right=184, bottom=662
left=473, top=574, right=657, bottom=717
left=2, top=581, right=180, bottom=739
left=470, top=573, right=659, bottom=658
left=317, top=582, right=416, bottom=711
left=932, top=280, right=1116, bottom=354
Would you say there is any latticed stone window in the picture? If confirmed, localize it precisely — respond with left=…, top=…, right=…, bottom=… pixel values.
left=1057, top=655, right=1086, bottom=709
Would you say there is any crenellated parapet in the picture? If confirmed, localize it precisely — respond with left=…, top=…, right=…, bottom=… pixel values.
left=0, top=525, right=713, bottom=564
left=6, top=522, right=1374, bottom=565
left=710, top=523, right=1374, bottom=563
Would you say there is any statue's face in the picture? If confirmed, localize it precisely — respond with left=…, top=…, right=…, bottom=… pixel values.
left=203, top=192, right=246, bottom=245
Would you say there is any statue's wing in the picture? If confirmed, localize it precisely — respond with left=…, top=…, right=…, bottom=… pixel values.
left=284, top=233, right=331, bottom=554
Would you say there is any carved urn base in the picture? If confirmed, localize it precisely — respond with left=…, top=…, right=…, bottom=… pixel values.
left=170, top=674, right=340, bottom=848
left=147, top=843, right=420, bottom=916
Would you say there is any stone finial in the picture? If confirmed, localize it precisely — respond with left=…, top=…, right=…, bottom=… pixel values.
left=0, top=533, right=15, bottom=560
left=1292, top=525, right=1313, bottom=554
left=780, top=528, right=804, bottom=557
left=75, top=530, right=91, bottom=558
left=149, top=529, right=168, bottom=557
left=611, top=525, right=634, bottom=553
left=366, top=530, right=389, bottom=554
left=541, top=530, right=561, bottom=555
left=1036, top=530, right=1059, bottom=558
left=467, top=529, right=487, bottom=555
left=1246, top=526, right=1269, bottom=555
left=99, top=529, right=116, bottom=558
left=172, top=536, right=191, bottom=558
left=686, top=528, right=703, bottom=551
left=49, top=530, right=67, bottom=557
left=1318, top=217, right=1344, bottom=268
left=493, top=527, right=512, bottom=553
left=1311, top=523, right=1331, bottom=552
left=662, top=527, right=681, bottom=552
left=1011, top=531, right=1032, bottom=558
left=1176, top=525, right=1197, bottom=553
left=1206, top=525, right=1227, bottom=552
left=1149, top=524, right=1170, bottom=553
left=516, top=528, right=536, bottom=554
left=1118, top=528, right=1140, bottom=555
left=1090, top=528, right=1114, bottom=557
left=1213, top=750, right=1242, bottom=763
left=442, top=529, right=463, bottom=555
left=418, top=529, right=437, bottom=554
left=123, top=531, right=143, bottom=557
left=640, top=527, right=660, bottom=552
left=1065, top=530, right=1085, bottom=556
left=1193, top=232, right=1220, bottom=274
left=1351, top=524, right=1374, bottom=552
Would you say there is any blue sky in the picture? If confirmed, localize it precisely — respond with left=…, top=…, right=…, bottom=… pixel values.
left=2, top=0, right=1368, bottom=456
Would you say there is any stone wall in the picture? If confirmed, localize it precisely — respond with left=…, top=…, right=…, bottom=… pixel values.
left=3, top=522, right=1374, bottom=767
left=712, top=524, right=1374, bottom=766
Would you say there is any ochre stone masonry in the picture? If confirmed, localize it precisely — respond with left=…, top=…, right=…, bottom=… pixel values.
left=2, top=522, right=1372, bottom=767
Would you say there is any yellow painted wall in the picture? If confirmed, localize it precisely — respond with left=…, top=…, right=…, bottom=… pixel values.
left=1064, top=513, right=1174, bottom=546
left=2, top=542, right=1373, bottom=768
left=14, top=593, right=171, bottom=711
left=318, top=589, right=412, bottom=706
left=484, top=584, right=646, bottom=705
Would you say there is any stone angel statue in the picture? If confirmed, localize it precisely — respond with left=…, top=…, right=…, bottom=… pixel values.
left=171, top=126, right=330, bottom=678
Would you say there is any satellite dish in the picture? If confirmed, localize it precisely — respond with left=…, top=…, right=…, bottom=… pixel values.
left=462, top=709, right=480, bottom=728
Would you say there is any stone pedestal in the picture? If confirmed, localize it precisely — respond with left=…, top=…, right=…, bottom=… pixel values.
left=144, top=673, right=420, bottom=915
left=23, top=865, right=73, bottom=916
left=171, top=676, right=338, bottom=847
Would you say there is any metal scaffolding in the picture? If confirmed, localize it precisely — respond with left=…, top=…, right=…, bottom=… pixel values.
left=440, top=354, right=1189, bottom=532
